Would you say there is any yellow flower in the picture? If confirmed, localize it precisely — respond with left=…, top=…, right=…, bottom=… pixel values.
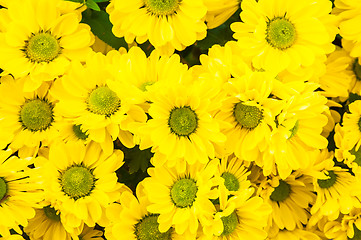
left=324, top=208, right=361, bottom=240
left=267, top=224, right=322, bottom=240
left=341, top=100, right=361, bottom=151
left=0, top=0, right=94, bottom=91
left=203, top=0, right=240, bottom=29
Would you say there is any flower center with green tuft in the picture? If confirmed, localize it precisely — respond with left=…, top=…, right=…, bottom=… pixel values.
left=61, top=166, right=95, bottom=200
left=73, top=124, right=88, bottom=140
left=266, top=17, right=297, bottom=50
left=221, top=211, right=238, bottom=236
left=43, top=206, right=61, bottom=222
left=270, top=180, right=291, bottom=202
left=0, top=177, right=7, bottom=202
left=351, top=146, right=361, bottom=167
left=24, top=32, right=61, bottom=63
left=134, top=214, right=172, bottom=240
left=87, top=86, right=121, bottom=117
left=221, top=172, right=239, bottom=191
left=317, top=170, right=337, bottom=189
left=353, top=59, right=361, bottom=81
left=233, top=102, right=263, bottom=130
left=20, top=99, right=54, bottom=132
left=349, top=224, right=361, bottom=240
left=168, top=106, right=198, bottom=137
left=170, top=178, right=198, bottom=208
left=144, top=0, right=180, bottom=16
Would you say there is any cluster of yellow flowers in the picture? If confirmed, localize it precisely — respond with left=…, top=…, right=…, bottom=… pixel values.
left=1, top=0, right=361, bottom=239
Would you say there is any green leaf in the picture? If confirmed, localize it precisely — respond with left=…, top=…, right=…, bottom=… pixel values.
left=85, top=0, right=101, bottom=11
left=125, top=146, right=153, bottom=174
left=81, top=9, right=128, bottom=50
left=93, top=0, right=109, bottom=2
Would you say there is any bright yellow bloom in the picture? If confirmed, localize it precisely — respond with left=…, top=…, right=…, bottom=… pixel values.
left=324, top=208, right=361, bottom=240
left=267, top=224, right=322, bottom=240
left=204, top=0, right=240, bottom=29
left=341, top=100, right=361, bottom=151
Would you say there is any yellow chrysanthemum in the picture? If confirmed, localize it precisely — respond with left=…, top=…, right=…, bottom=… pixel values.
left=324, top=208, right=361, bottom=240
left=50, top=51, right=147, bottom=155
left=341, top=100, right=361, bottom=151
left=0, top=149, right=43, bottom=237
left=37, top=141, right=129, bottom=235
left=0, top=0, right=94, bottom=91
left=106, top=0, right=208, bottom=55
left=267, top=224, right=322, bottom=240
left=203, top=0, right=240, bottom=29
left=231, top=0, right=337, bottom=72
left=341, top=39, right=361, bottom=95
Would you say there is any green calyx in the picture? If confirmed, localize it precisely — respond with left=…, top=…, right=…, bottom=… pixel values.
left=19, top=98, right=54, bottom=132
left=353, top=59, right=361, bottom=81
left=43, top=206, right=61, bottom=222
left=0, top=177, right=7, bottom=203
left=61, top=166, right=95, bottom=200
left=221, top=211, right=239, bottom=236
left=170, top=178, right=198, bottom=208
left=266, top=17, right=297, bottom=50
left=317, top=170, right=337, bottom=189
left=144, top=0, right=180, bottom=16
left=24, top=31, right=61, bottom=63
left=221, top=172, right=240, bottom=192
left=134, top=214, right=172, bottom=240
left=73, top=124, right=88, bottom=140
left=270, top=180, right=291, bottom=202
left=233, top=102, right=263, bottom=130
left=87, top=86, right=121, bottom=117
left=168, top=106, right=198, bottom=137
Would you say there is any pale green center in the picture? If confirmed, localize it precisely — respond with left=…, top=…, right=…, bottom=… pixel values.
left=24, top=32, right=61, bottom=63
left=144, top=0, right=180, bottom=16
left=168, top=106, right=198, bottom=137
left=134, top=214, right=172, bottom=240
left=349, top=224, right=361, bottom=240
left=353, top=59, right=361, bottom=81
left=73, top=124, right=88, bottom=140
left=266, top=17, right=296, bottom=50
left=43, top=206, right=61, bottom=222
left=317, top=170, right=337, bottom=189
left=350, top=146, right=361, bottom=167
left=20, top=99, right=54, bottom=132
left=270, top=180, right=291, bottom=202
left=87, top=86, right=121, bottom=117
left=139, top=81, right=155, bottom=92
left=233, top=102, right=263, bottom=130
left=221, top=172, right=239, bottom=191
left=61, top=166, right=95, bottom=200
left=0, top=178, right=7, bottom=203
left=170, top=178, right=198, bottom=208
left=221, top=211, right=238, bottom=236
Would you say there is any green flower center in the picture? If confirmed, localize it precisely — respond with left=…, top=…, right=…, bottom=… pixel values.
left=233, top=102, right=263, bottom=130
left=266, top=17, right=297, bottom=50
left=317, top=170, right=337, bottom=189
left=73, top=124, right=88, bottom=140
left=87, top=86, right=121, bottom=117
left=168, top=106, right=198, bottom=137
left=221, top=172, right=239, bottom=191
left=61, top=166, right=95, bottom=200
left=170, top=178, right=198, bottom=208
left=270, top=180, right=291, bottom=202
left=43, top=206, right=61, bottom=222
left=350, top=146, right=361, bottom=167
left=144, top=0, right=180, bottom=16
left=134, top=214, right=172, bottom=240
left=0, top=177, right=7, bottom=203
left=19, top=98, right=54, bottom=132
left=349, top=224, right=361, bottom=240
left=353, top=59, right=361, bottom=81
left=24, top=32, right=61, bottom=63
left=221, top=211, right=239, bottom=236
left=140, top=81, right=155, bottom=92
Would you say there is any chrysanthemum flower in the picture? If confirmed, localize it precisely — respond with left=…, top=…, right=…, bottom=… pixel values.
left=38, top=141, right=129, bottom=234
left=142, top=160, right=218, bottom=235
left=324, top=208, right=361, bottom=240
left=0, top=0, right=94, bottom=91
left=0, top=149, right=43, bottom=237
left=341, top=100, right=361, bottom=152
left=231, top=0, right=337, bottom=72
left=203, top=0, right=240, bottom=29
left=106, top=0, right=208, bottom=55
left=267, top=224, right=322, bottom=240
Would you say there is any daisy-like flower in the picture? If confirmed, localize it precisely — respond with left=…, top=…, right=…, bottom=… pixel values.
left=203, top=0, right=240, bottom=29
left=0, top=0, right=94, bottom=91
left=341, top=100, right=361, bottom=152
left=267, top=224, right=322, bottom=240
left=0, top=149, right=43, bottom=237
left=106, top=0, right=208, bottom=55
left=141, top=160, right=219, bottom=235
left=50, top=51, right=147, bottom=155
left=0, top=75, right=60, bottom=157
left=257, top=172, right=316, bottom=231
left=324, top=208, right=361, bottom=240
left=38, top=141, right=129, bottom=235
left=231, top=0, right=337, bottom=72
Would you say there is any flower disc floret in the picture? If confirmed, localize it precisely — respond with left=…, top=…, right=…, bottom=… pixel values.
left=170, top=178, right=198, bottom=208
left=144, top=0, right=180, bottom=16
left=168, top=106, right=198, bottom=137
left=24, top=32, right=61, bottom=63
left=270, top=180, right=291, bottom=202
left=0, top=177, right=7, bottom=202
left=221, top=211, right=238, bottom=236
left=61, top=166, right=95, bottom=200
left=87, top=86, right=121, bottom=117
left=134, top=214, right=172, bottom=240
left=317, top=171, right=337, bottom=189
left=221, top=172, right=240, bottom=191
left=73, top=124, right=88, bottom=140
left=20, top=99, right=54, bottom=132
left=233, top=102, right=263, bottom=129
left=43, top=206, right=60, bottom=222
left=266, top=17, right=296, bottom=50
